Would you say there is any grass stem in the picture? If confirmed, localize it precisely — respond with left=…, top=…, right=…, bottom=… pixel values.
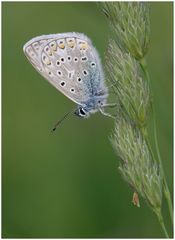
left=153, top=109, right=173, bottom=223
left=140, top=58, right=173, bottom=224
left=154, top=208, right=169, bottom=238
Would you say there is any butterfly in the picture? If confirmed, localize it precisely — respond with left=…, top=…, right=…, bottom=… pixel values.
left=23, top=32, right=113, bottom=131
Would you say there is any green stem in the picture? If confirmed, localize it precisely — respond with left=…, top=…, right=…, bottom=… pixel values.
left=164, top=182, right=173, bottom=222
left=140, top=58, right=173, bottom=223
left=154, top=208, right=169, bottom=238
left=153, top=108, right=173, bottom=222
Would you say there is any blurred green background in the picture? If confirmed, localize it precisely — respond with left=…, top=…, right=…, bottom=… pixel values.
left=2, top=2, right=173, bottom=238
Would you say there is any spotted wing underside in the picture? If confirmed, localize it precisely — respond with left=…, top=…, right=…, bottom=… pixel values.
left=23, top=32, right=104, bottom=105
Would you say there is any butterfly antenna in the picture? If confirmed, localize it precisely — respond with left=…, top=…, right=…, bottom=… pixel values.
left=51, top=109, right=75, bottom=133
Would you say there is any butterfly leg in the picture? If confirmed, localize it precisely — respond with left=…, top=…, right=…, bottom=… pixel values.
left=99, top=108, right=116, bottom=119
left=102, top=103, right=117, bottom=108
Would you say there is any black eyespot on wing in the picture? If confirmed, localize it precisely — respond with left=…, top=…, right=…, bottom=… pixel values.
left=57, top=71, right=62, bottom=76
left=56, top=60, right=60, bottom=65
left=83, top=70, right=88, bottom=76
left=60, top=81, right=65, bottom=86
left=71, top=88, right=75, bottom=92
left=81, top=57, right=87, bottom=61
left=67, top=56, right=71, bottom=61
left=77, top=77, right=81, bottom=82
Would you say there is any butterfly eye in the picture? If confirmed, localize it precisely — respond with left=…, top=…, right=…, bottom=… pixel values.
left=79, top=108, right=86, bottom=116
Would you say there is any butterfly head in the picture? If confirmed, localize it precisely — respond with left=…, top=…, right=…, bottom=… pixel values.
left=74, top=94, right=108, bottom=118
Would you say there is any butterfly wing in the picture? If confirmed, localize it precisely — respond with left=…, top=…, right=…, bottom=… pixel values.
left=23, top=32, right=105, bottom=105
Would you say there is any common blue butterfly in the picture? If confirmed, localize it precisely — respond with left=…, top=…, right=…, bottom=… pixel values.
left=23, top=33, right=112, bottom=130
